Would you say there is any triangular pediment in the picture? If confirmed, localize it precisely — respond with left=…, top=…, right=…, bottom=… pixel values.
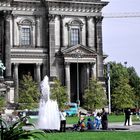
left=62, top=44, right=97, bottom=58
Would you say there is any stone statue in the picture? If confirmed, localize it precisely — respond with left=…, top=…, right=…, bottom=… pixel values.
left=0, top=60, right=6, bottom=78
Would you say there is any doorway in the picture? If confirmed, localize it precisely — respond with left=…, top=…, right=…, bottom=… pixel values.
left=70, top=63, right=88, bottom=105
left=18, top=64, right=35, bottom=81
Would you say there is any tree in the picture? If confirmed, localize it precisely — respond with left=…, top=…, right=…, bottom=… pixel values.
left=109, top=62, right=129, bottom=92
left=112, top=77, right=135, bottom=109
left=127, top=67, right=140, bottom=108
left=109, top=62, right=135, bottom=110
left=18, top=74, right=40, bottom=110
left=83, top=78, right=107, bottom=112
left=0, top=93, right=6, bottom=111
left=50, top=78, right=68, bottom=110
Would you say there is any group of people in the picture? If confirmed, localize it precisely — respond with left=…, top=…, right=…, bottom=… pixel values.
left=73, top=108, right=108, bottom=131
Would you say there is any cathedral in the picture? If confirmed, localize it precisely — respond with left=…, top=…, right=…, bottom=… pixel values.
left=0, top=0, right=108, bottom=105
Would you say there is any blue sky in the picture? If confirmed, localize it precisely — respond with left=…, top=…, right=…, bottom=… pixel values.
left=102, top=0, right=140, bottom=76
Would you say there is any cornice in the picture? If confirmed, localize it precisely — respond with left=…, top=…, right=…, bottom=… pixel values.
left=48, top=2, right=105, bottom=14
left=0, top=1, right=45, bottom=15
left=0, top=1, right=108, bottom=16
left=11, top=53, right=47, bottom=59
left=11, top=47, right=48, bottom=59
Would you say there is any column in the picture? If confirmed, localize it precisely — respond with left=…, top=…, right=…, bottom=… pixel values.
left=4, top=11, right=12, bottom=79
left=86, top=16, right=95, bottom=48
left=36, top=63, right=41, bottom=84
left=36, top=16, right=41, bottom=47
left=60, top=15, right=64, bottom=48
left=87, top=63, right=90, bottom=86
left=49, top=15, right=57, bottom=77
left=90, top=62, right=96, bottom=79
left=42, top=59, right=48, bottom=78
left=55, top=15, right=60, bottom=48
left=95, top=16, right=104, bottom=78
left=65, top=62, right=71, bottom=102
left=85, top=17, right=89, bottom=47
left=14, top=63, right=19, bottom=102
left=67, top=25, right=70, bottom=47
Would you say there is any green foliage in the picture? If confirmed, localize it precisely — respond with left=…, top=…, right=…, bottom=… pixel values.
left=0, top=117, right=47, bottom=140
left=127, top=67, right=140, bottom=108
left=50, top=78, right=68, bottom=110
left=109, top=62, right=135, bottom=110
left=83, top=77, right=107, bottom=111
left=18, top=74, right=40, bottom=110
left=112, top=78, right=135, bottom=109
left=0, top=94, right=6, bottom=111
left=109, top=62, right=129, bottom=90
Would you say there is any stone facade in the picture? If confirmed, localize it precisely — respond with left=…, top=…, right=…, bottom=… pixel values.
left=0, top=0, right=108, bottom=104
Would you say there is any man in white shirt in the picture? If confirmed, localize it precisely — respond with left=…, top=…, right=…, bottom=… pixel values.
left=60, top=110, right=66, bottom=132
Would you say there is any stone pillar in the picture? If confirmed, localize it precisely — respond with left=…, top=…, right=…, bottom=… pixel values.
left=95, top=16, right=104, bottom=78
left=80, top=24, right=82, bottom=45
left=4, top=11, right=12, bottom=79
left=0, top=13, right=4, bottom=60
left=65, top=62, right=71, bottom=102
left=49, top=15, right=57, bottom=78
left=85, top=17, right=89, bottom=47
left=14, top=63, right=19, bottom=102
left=36, top=63, right=41, bottom=84
left=36, top=16, right=41, bottom=47
left=68, top=25, right=70, bottom=47
left=60, top=15, right=64, bottom=48
left=87, top=63, right=90, bottom=86
left=55, top=15, right=60, bottom=49
left=42, top=59, right=48, bottom=78
left=90, top=62, right=96, bottom=79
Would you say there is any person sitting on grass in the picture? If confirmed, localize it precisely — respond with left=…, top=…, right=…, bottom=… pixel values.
left=73, top=117, right=85, bottom=131
left=86, top=118, right=95, bottom=130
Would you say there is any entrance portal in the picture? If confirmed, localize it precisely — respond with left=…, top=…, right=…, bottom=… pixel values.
left=70, top=63, right=88, bottom=105
left=18, top=64, right=35, bottom=81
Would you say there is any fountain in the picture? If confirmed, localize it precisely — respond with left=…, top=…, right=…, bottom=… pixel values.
left=38, top=75, right=60, bottom=130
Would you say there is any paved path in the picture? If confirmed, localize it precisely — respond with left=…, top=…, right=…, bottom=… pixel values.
left=23, top=121, right=140, bottom=132
left=108, top=122, right=140, bottom=131
left=66, top=122, right=140, bottom=132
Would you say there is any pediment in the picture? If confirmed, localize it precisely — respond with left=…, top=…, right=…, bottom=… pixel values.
left=62, top=44, right=97, bottom=58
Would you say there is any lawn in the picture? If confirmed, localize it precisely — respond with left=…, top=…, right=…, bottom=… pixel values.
left=30, top=114, right=139, bottom=125
left=46, top=131, right=140, bottom=140
left=28, top=114, right=140, bottom=140
left=67, top=114, right=140, bottom=124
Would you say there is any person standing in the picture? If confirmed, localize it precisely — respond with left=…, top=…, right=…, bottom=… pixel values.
left=60, top=110, right=66, bottom=132
left=124, top=108, right=131, bottom=126
left=94, top=112, right=101, bottom=129
left=0, top=60, right=6, bottom=78
left=101, top=108, right=108, bottom=130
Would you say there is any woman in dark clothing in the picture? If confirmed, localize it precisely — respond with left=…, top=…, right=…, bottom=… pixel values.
left=124, top=108, right=131, bottom=126
left=101, top=108, right=108, bottom=130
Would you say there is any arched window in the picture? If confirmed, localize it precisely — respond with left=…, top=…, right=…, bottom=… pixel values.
left=70, top=27, right=80, bottom=46
left=18, top=19, right=35, bottom=47
left=66, top=19, right=83, bottom=46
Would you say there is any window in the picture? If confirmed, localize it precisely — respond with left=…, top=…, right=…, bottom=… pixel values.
left=18, top=19, right=35, bottom=47
left=21, top=27, right=31, bottom=45
left=66, top=19, right=83, bottom=47
left=70, top=28, right=80, bottom=46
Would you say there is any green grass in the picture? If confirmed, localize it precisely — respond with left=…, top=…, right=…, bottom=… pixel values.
left=108, top=114, right=125, bottom=122
left=28, top=115, right=140, bottom=140
left=46, top=132, right=140, bottom=140
left=29, top=114, right=140, bottom=125
left=64, top=114, right=139, bottom=124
